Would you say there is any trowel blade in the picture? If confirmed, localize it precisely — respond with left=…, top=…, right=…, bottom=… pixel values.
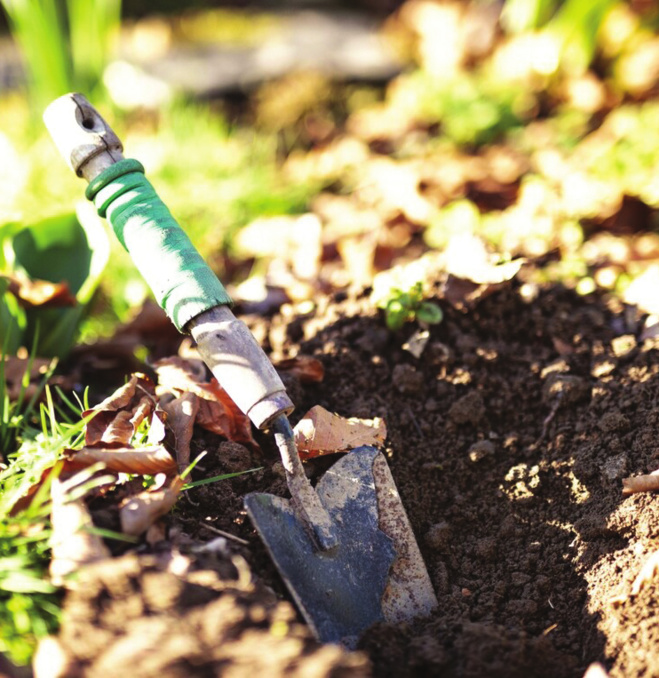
left=245, top=446, right=396, bottom=648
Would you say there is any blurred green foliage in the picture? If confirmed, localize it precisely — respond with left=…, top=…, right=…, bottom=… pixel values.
left=0, top=0, right=121, bottom=111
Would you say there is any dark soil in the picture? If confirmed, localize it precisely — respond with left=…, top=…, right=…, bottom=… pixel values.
left=54, top=274, right=659, bottom=677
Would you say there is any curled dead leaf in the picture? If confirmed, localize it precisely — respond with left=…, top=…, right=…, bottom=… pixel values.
left=120, top=476, right=184, bottom=536
left=293, top=405, right=387, bottom=460
left=84, top=374, right=158, bottom=446
left=195, top=383, right=259, bottom=451
left=64, top=446, right=177, bottom=475
left=49, top=476, right=110, bottom=587
left=274, top=355, right=325, bottom=383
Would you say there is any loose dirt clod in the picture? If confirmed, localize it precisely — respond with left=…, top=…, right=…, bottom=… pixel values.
left=48, top=554, right=369, bottom=678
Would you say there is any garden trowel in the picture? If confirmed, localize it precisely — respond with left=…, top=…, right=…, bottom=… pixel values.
left=43, top=93, right=438, bottom=648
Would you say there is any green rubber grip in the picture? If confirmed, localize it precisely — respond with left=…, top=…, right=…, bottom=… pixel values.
left=86, top=159, right=232, bottom=332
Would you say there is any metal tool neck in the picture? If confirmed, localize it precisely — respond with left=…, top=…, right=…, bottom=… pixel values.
left=272, top=415, right=338, bottom=551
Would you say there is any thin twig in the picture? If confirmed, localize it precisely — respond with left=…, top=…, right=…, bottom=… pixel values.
left=203, top=522, right=249, bottom=546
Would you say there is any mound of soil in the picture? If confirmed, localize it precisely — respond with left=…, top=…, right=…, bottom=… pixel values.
left=48, top=553, right=367, bottom=677
left=51, top=275, right=659, bottom=677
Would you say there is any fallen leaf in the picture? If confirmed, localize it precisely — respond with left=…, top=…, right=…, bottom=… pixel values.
left=154, top=356, right=259, bottom=450
left=49, top=475, right=110, bottom=587
left=195, top=382, right=259, bottom=450
left=83, top=374, right=158, bottom=446
left=64, top=445, right=177, bottom=475
left=160, top=392, right=200, bottom=470
left=274, top=355, right=325, bottom=383
left=293, top=405, right=387, bottom=459
left=4, top=274, right=77, bottom=308
left=120, top=476, right=184, bottom=536
left=8, top=459, right=102, bottom=517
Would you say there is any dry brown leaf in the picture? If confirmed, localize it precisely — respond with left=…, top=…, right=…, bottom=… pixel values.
left=4, top=274, right=77, bottom=308
left=293, top=405, right=387, bottom=460
left=64, top=445, right=177, bottom=475
left=274, top=355, right=325, bottom=384
left=154, top=356, right=259, bottom=450
left=195, top=382, right=259, bottom=451
left=120, top=476, right=184, bottom=536
left=84, top=374, right=157, bottom=446
left=622, top=470, right=659, bottom=496
left=9, top=459, right=102, bottom=517
left=49, top=476, right=110, bottom=587
left=160, top=392, right=200, bottom=470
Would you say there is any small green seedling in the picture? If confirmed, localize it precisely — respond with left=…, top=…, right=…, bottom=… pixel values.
left=378, top=281, right=443, bottom=331
left=371, top=259, right=444, bottom=332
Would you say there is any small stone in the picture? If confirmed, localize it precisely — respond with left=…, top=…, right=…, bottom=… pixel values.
left=598, top=411, right=629, bottom=433
left=448, top=391, right=486, bottom=425
left=611, top=334, right=637, bottom=359
left=392, top=364, right=424, bottom=394
left=602, top=453, right=628, bottom=481
left=542, top=374, right=590, bottom=406
left=474, top=537, right=497, bottom=560
left=468, top=440, right=495, bottom=462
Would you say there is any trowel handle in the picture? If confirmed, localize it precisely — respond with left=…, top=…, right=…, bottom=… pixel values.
left=43, top=93, right=293, bottom=429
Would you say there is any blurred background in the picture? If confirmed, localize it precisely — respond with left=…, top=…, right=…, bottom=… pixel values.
left=2, top=0, right=659, bottom=357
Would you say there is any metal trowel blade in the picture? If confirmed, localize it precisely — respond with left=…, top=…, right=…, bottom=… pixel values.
left=245, top=446, right=396, bottom=648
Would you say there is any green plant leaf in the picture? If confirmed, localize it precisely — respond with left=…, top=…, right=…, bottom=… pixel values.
left=417, top=302, right=444, bottom=326
left=10, top=212, right=109, bottom=357
left=385, top=300, right=408, bottom=331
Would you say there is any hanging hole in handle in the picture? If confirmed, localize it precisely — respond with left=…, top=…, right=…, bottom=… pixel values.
left=74, top=103, right=100, bottom=132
